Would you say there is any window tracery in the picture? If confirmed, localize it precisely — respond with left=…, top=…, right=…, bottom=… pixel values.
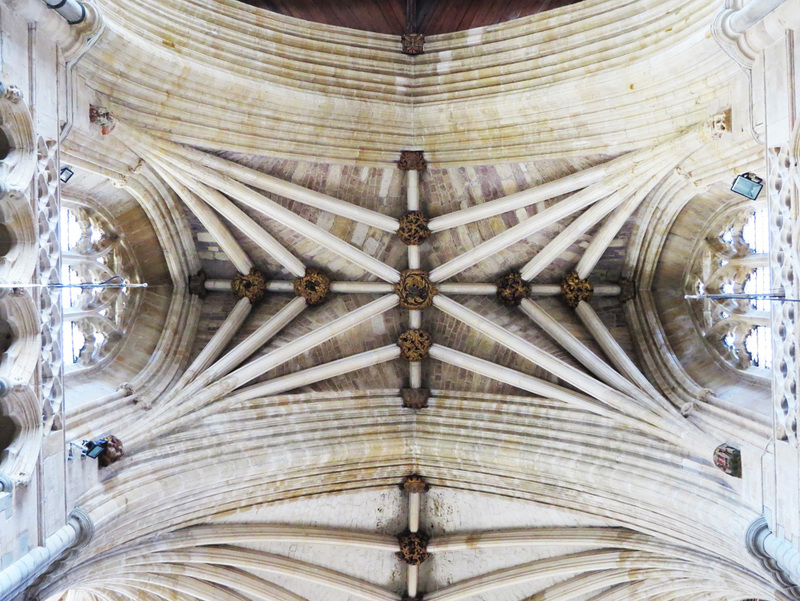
left=687, top=202, right=771, bottom=372
left=59, top=203, right=141, bottom=372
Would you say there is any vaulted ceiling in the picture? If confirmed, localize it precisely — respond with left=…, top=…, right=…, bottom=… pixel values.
left=41, top=0, right=777, bottom=600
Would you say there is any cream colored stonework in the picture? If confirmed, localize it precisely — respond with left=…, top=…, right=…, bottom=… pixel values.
left=1, top=1, right=799, bottom=601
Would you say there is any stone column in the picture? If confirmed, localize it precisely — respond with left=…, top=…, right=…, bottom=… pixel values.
left=41, top=0, right=86, bottom=24
left=746, top=517, right=800, bottom=595
left=0, top=508, right=93, bottom=599
left=713, top=0, right=800, bottom=66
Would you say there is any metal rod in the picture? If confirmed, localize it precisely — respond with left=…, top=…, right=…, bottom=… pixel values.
left=685, top=293, right=800, bottom=302
left=0, top=275, right=147, bottom=290
left=0, top=283, right=148, bottom=289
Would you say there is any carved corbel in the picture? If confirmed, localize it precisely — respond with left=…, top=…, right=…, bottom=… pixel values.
left=89, top=104, right=116, bottom=135
left=401, top=33, right=425, bottom=55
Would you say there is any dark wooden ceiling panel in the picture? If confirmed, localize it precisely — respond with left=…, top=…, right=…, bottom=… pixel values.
left=241, top=0, right=586, bottom=36
left=253, top=0, right=406, bottom=35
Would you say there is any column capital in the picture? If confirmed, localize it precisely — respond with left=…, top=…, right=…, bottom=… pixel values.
left=402, top=474, right=429, bottom=493
left=746, top=516, right=800, bottom=596
left=68, top=507, right=95, bottom=548
left=712, top=8, right=757, bottom=68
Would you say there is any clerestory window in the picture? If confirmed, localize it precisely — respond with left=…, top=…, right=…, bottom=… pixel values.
left=59, top=204, right=142, bottom=372
left=688, top=203, right=771, bottom=372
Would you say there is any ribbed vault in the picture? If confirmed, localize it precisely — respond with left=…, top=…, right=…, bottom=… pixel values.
left=48, top=1, right=777, bottom=601
left=76, top=0, right=741, bottom=164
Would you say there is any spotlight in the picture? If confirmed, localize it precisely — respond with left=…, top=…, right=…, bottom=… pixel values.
left=731, top=172, right=763, bottom=200
left=81, top=439, right=108, bottom=459
left=59, top=166, right=74, bottom=183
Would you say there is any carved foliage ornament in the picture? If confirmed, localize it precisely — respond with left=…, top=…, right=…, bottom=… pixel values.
left=702, top=109, right=731, bottom=141
left=561, top=271, right=593, bottom=308
left=397, top=211, right=431, bottom=246
left=497, top=271, right=530, bottom=307
left=401, top=387, right=430, bottom=409
left=401, top=33, right=425, bottom=55
left=397, top=329, right=432, bottom=361
left=116, top=382, right=134, bottom=397
left=2, top=84, right=22, bottom=104
left=294, top=268, right=331, bottom=306
left=619, top=278, right=636, bottom=303
left=232, top=269, right=268, bottom=304
left=397, top=530, right=430, bottom=565
left=188, top=271, right=207, bottom=298
left=402, top=474, right=429, bottom=494
left=395, top=269, right=437, bottom=309
left=713, top=443, right=742, bottom=478
left=398, top=150, right=426, bottom=171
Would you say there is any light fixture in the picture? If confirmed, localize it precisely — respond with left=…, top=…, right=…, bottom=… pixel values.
left=731, top=172, right=763, bottom=200
left=83, top=440, right=107, bottom=459
left=68, top=439, right=105, bottom=460
left=59, top=166, right=74, bottom=183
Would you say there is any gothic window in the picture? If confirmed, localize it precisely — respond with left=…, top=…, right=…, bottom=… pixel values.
left=688, top=203, right=771, bottom=372
left=59, top=204, right=141, bottom=372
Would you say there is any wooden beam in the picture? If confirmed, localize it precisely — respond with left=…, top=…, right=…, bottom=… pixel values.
left=405, top=0, right=417, bottom=32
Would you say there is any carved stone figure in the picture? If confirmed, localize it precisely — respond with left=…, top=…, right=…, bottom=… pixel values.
left=98, top=436, right=124, bottom=467
left=89, top=105, right=117, bottom=135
